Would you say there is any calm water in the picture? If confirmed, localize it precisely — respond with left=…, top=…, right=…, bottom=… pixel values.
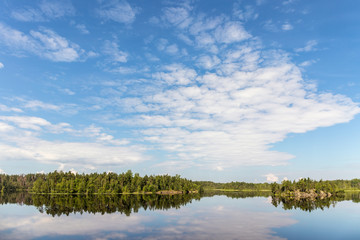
left=0, top=192, right=359, bottom=240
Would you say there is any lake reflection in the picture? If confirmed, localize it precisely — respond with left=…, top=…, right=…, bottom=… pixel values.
left=0, top=192, right=359, bottom=240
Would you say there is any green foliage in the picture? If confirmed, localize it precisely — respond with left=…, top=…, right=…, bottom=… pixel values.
left=0, top=171, right=200, bottom=194
left=270, top=177, right=349, bottom=196
left=195, top=181, right=272, bottom=191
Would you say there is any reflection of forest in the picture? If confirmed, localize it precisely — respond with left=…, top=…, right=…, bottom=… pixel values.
left=1, top=191, right=359, bottom=216
left=0, top=193, right=201, bottom=217
left=201, top=190, right=272, bottom=198
left=271, top=192, right=360, bottom=212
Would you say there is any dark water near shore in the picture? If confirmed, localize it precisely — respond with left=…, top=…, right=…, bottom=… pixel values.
left=0, top=191, right=359, bottom=240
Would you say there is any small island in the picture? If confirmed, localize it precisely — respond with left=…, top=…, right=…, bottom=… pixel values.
left=270, top=178, right=346, bottom=199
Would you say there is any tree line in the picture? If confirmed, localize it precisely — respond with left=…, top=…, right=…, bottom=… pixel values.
left=1, top=172, right=360, bottom=195
left=0, top=170, right=201, bottom=194
left=195, top=178, right=360, bottom=194
left=194, top=181, right=272, bottom=191
left=269, top=178, right=360, bottom=196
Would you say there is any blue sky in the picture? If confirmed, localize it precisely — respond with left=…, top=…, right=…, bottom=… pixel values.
left=0, top=0, right=359, bottom=182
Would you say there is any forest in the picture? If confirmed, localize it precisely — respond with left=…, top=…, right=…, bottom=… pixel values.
left=1, top=171, right=360, bottom=196
left=269, top=178, right=360, bottom=196
left=0, top=170, right=201, bottom=194
left=195, top=181, right=272, bottom=191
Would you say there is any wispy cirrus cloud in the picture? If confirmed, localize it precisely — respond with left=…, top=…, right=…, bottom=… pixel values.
left=70, top=21, right=90, bottom=34
left=11, top=0, right=75, bottom=22
left=295, top=40, right=318, bottom=52
left=2, top=97, right=79, bottom=116
left=0, top=23, right=83, bottom=62
left=75, top=24, right=89, bottom=34
left=162, top=5, right=193, bottom=29
left=102, top=40, right=128, bottom=63
left=233, top=4, right=259, bottom=21
left=23, top=100, right=61, bottom=111
left=97, top=0, right=138, bottom=24
left=156, top=38, right=180, bottom=55
left=0, top=104, right=22, bottom=113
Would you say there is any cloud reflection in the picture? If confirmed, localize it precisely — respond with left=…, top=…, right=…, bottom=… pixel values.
left=0, top=197, right=296, bottom=240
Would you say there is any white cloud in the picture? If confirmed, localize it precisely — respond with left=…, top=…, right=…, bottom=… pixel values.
left=299, top=59, right=317, bottom=67
left=162, top=6, right=192, bottom=29
left=11, top=8, right=44, bottom=22
left=0, top=104, right=22, bottom=112
left=178, top=33, right=193, bottom=45
left=0, top=116, right=51, bottom=131
left=97, top=0, right=138, bottom=24
left=0, top=23, right=83, bottom=62
left=51, top=8, right=358, bottom=171
left=11, top=0, right=74, bottom=22
left=214, top=21, right=251, bottom=44
left=0, top=168, right=5, bottom=174
left=109, top=66, right=137, bottom=74
left=263, top=20, right=278, bottom=32
left=0, top=62, right=3, bottom=69
left=195, top=32, right=216, bottom=49
left=157, top=38, right=168, bottom=51
left=145, top=53, right=160, bottom=62
left=75, top=24, right=89, bottom=34
left=281, top=23, right=293, bottom=31
left=81, top=125, right=129, bottom=146
left=149, top=16, right=160, bottom=25
left=295, top=40, right=318, bottom=52
left=0, top=116, right=145, bottom=170
left=23, top=100, right=60, bottom=111
left=233, top=5, right=258, bottom=21
left=166, top=44, right=179, bottom=54
left=87, top=51, right=98, bottom=58
left=153, top=64, right=197, bottom=85
left=197, top=55, right=220, bottom=69
left=39, top=0, right=75, bottom=18
left=30, top=28, right=81, bottom=61
left=59, top=88, right=75, bottom=95
left=283, top=0, right=295, bottom=5
left=114, top=53, right=359, bottom=170
left=256, top=0, right=267, bottom=5
left=189, top=15, right=224, bottom=35
left=0, top=139, right=143, bottom=169
left=156, top=39, right=180, bottom=55
left=265, top=173, right=279, bottom=182
left=102, top=40, right=128, bottom=63
left=2, top=3, right=359, bottom=174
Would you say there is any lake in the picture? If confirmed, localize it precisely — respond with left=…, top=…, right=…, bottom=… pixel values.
left=0, top=192, right=359, bottom=240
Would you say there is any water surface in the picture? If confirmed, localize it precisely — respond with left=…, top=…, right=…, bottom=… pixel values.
left=0, top=192, right=359, bottom=239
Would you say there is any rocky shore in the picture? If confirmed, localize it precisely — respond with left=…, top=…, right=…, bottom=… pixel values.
left=280, top=189, right=332, bottom=199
